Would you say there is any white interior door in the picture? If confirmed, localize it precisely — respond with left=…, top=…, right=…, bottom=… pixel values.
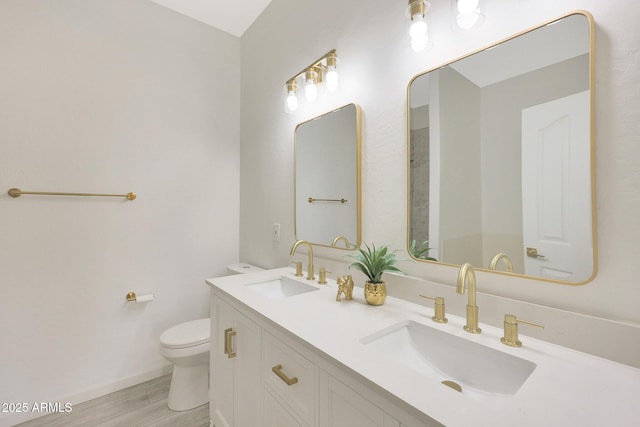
left=521, top=91, right=592, bottom=281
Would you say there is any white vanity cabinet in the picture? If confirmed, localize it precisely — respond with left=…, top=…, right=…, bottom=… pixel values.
left=208, top=269, right=640, bottom=426
left=263, top=331, right=317, bottom=426
left=319, top=373, right=400, bottom=427
left=210, top=287, right=434, bottom=427
left=210, top=294, right=262, bottom=427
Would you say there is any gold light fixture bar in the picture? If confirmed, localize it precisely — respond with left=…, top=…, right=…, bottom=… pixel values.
left=284, top=49, right=339, bottom=113
left=8, top=188, right=136, bottom=200
left=286, top=49, right=337, bottom=86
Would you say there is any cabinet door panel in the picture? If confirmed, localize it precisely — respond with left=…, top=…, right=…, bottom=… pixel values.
left=234, top=310, right=262, bottom=427
left=211, top=296, right=235, bottom=427
left=320, top=374, right=399, bottom=427
left=264, top=388, right=303, bottom=427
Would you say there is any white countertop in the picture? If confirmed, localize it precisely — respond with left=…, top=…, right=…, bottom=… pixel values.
left=206, top=267, right=640, bottom=426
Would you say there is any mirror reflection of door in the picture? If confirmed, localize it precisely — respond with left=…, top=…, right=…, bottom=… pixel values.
left=522, top=91, right=592, bottom=281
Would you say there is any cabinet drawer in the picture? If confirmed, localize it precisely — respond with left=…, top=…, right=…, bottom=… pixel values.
left=264, top=388, right=303, bottom=427
left=264, top=331, right=316, bottom=425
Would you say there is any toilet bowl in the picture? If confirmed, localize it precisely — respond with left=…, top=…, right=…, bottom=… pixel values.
left=159, top=318, right=210, bottom=411
left=159, top=263, right=263, bottom=411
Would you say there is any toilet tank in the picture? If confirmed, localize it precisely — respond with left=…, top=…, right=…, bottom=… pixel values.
left=226, top=263, right=264, bottom=275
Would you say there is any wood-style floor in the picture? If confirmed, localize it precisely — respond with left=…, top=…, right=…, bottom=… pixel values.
left=15, top=374, right=210, bottom=427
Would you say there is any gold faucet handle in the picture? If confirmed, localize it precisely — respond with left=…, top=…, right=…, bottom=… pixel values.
left=501, top=314, right=544, bottom=347
left=419, top=295, right=448, bottom=324
left=291, top=261, right=303, bottom=277
left=318, top=267, right=331, bottom=285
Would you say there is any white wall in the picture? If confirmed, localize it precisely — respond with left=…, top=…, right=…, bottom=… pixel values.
left=240, top=0, right=640, bottom=360
left=0, top=1, right=240, bottom=425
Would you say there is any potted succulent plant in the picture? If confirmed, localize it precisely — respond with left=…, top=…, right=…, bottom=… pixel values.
left=348, top=242, right=403, bottom=306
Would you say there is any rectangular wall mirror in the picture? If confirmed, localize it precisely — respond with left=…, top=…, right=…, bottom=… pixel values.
left=408, top=11, right=596, bottom=284
left=295, top=103, right=362, bottom=249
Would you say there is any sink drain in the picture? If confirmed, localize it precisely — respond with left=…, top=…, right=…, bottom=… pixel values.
left=441, top=380, right=462, bottom=392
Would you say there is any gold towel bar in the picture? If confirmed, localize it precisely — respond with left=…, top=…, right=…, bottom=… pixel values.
left=308, top=197, right=347, bottom=204
left=8, top=188, right=136, bottom=200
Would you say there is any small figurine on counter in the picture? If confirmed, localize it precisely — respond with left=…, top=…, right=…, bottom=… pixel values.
left=336, top=275, right=354, bottom=301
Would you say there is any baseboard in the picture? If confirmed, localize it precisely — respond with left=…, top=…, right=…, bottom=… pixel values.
left=2, top=364, right=173, bottom=427
left=63, top=363, right=174, bottom=406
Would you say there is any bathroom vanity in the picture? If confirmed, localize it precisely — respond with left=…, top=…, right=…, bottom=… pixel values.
left=206, top=268, right=640, bottom=426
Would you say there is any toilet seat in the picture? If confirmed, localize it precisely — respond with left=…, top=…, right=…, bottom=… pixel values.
left=160, top=318, right=210, bottom=349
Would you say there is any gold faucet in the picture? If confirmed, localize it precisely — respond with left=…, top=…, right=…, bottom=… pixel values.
left=290, top=240, right=315, bottom=280
left=489, top=253, right=513, bottom=272
left=331, top=235, right=351, bottom=248
left=456, top=263, right=481, bottom=334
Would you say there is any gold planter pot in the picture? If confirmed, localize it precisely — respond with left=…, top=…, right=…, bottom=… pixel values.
left=364, top=281, right=387, bottom=306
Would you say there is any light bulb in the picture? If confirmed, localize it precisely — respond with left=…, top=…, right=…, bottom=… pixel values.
left=326, top=66, right=339, bottom=92
left=284, top=81, right=298, bottom=113
left=410, top=14, right=428, bottom=52
left=286, top=91, right=298, bottom=111
left=457, top=0, right=479, bottom=15
left=410, top=15, right=427, bottom=41
left=304, top=68, right=318, bottom=102
left=305, top=82, right=317, bottom=102
left=455, top=0, right=483, bottom=30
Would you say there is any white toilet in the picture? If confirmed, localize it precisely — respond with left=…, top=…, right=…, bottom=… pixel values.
left=159, top=318, right=210, bottom=411
left=159, top=263, right=263, bottom=411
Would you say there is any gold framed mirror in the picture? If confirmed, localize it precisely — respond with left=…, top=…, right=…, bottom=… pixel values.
left=295, top=103, right=362, bottom=249
left=407, top=11, right=596, bottom=284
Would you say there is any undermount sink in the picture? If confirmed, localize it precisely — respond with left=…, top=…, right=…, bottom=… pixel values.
left=245, top=276, right=319, bottom=300
left=360, top=320, right=536, bottom=398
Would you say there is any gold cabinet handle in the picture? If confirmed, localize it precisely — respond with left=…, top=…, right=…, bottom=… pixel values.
left=224, top=328, right=236, bottom=359
left=271, top=364, right=298, bottom=386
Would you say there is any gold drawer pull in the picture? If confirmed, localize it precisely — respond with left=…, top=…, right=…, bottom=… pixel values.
left=272, top=364, right=298, bottom=386
left=224, top=328, right=236, bottom=359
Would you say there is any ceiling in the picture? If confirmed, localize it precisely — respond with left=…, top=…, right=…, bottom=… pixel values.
left=450, top=14, right=589, bottom=88
left=410, top=14, right=589, bottom=108
left=149, top=0, right=272, bottom=37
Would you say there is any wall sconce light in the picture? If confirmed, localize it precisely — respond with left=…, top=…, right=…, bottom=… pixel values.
left=304, top=68, right=319, bottom=102
left=284, top=49, right=339, bottom=114
left=285, top=80, right=298, bottom=113
left=452, top=0, right=485, bottom=30
left=407, top=0, right=432, bottom=52
left=325, top=51, right=339, bottom=92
